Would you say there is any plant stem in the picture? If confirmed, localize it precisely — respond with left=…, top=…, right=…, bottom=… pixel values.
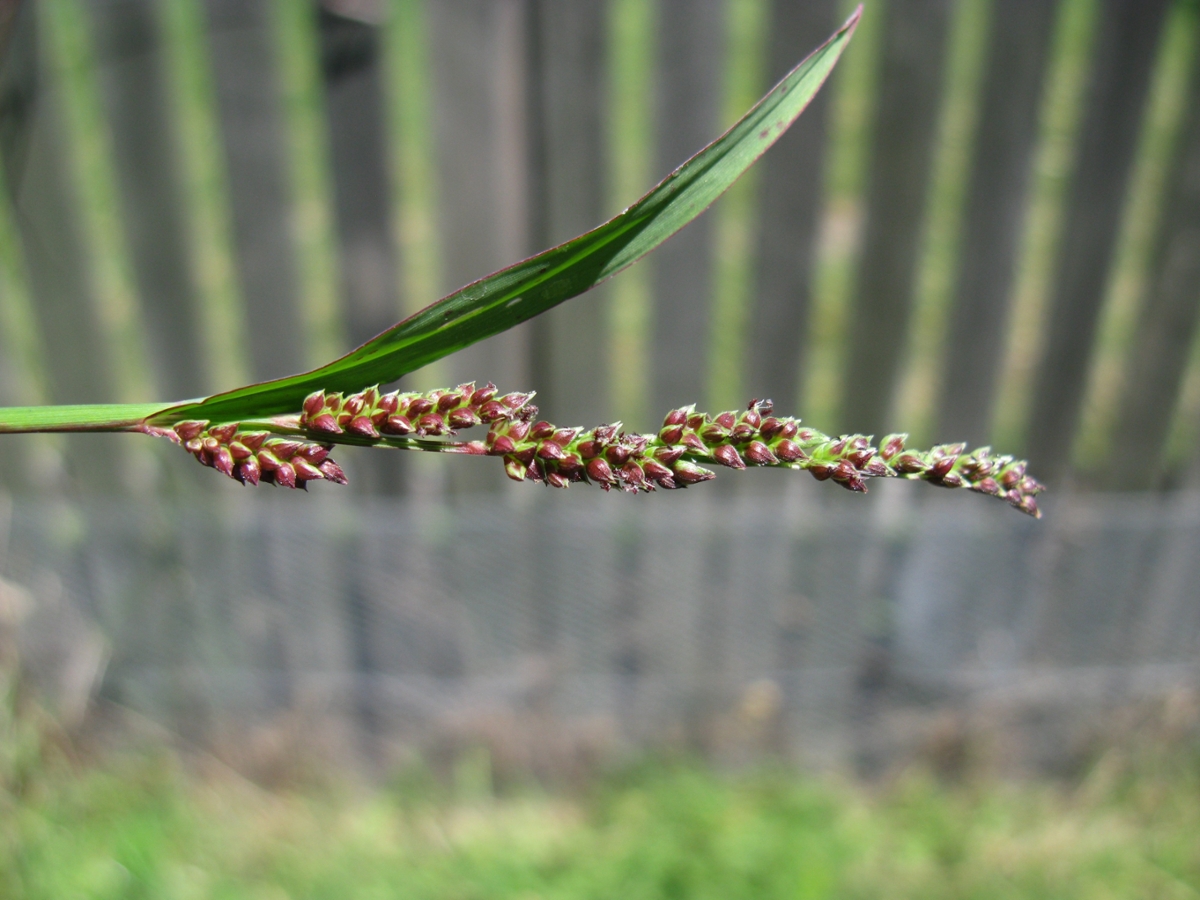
left=237, top=417, right=459, bottom=453
left=0, top=403, right=169, bottom=432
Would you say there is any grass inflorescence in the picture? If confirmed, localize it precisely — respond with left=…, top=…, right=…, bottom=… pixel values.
left=158, top=383, right=1045, bottom=517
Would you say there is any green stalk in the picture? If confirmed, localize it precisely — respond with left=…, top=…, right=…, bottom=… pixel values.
left=0, top=403, right=171, bottom=433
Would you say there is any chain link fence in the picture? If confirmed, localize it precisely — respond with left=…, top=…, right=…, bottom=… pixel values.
left=5, top=478, right=1199, bottom=779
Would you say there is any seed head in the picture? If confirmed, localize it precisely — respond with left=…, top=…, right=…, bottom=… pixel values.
left=449, top=408, right=480, bottom=430
left=417, top=414, right=446, bottom=435
left=893, top=453, right=927, bottom=475
left=673, top=461, right=715, bottom=484
left=557, top=453, right=584, bottom=477
left=175, top=420, right=207, bottom=442
left=620, top=460, right=647, bottom=491
left=879, top=434, right=905, bottom=461
left=504, top=456, right=528, bottom=482
left=808, top=462, right=835, bottom=481
left=759, top=417, right=784, bottom=440
left=383, top=414, right=413, bottom=435
left=654, top=445, right=685, bottom=465
left=238, top=456, right=261, bottom=486
left=713, top=445, right=746, bottom=470
left=774, top=440, right=805, bottom=463
left=318, top=459, right=348, bottom=484
left=659, top=424, right=685, bottom=445
left=293, top=458, right=325, bottom=482
left=506, top=419, right=531, bottom=442
left=586, top=457, right=617, bottom=486
left=744, top=441, right=778, bottom=466
left=347, top=416, right=379, bottom=438
left=310, top=413, right=341, bottom=434
left=377, top=392, right=399, bottom=415
left=472, top=383, right=498, bottom=406
left=157, top=388, right=1044, bottom=515
left=274, top=462, right=297, bottom=489
left=551, top=427, right=580, bottom=446
left=303, top=391, right=325, bottom=418
left=606, top=444, right=630, bottom=466
left=213, top=446, right=234, bottom=477
left=642, top=459, right=675, bottom=486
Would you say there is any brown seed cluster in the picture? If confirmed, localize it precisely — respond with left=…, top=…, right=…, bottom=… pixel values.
left=475, top=397, right=1044, bottom=516
left=166, top=420, right=347, bottom=489
left=298, top=383, right=534, bottom=439
left=485, top=415, right=715, bottom=491
left=880, top=439, right=1044, bottom=516
left=154, top=385, right=1044, bottom=515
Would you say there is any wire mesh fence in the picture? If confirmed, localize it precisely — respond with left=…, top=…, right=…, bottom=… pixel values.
left=6, top=481, right=1198, bottom=777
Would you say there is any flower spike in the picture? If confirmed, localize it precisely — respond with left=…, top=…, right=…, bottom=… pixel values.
left=153, top=385, right=1044, bottom=516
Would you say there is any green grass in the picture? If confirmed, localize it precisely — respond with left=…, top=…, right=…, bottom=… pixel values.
left=4, top=739, right=1199, bottom=899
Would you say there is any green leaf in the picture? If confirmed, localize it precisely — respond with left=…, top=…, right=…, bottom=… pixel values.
left=154, top=6, right=860, bottom=426
left=0, top=7, right=860, bottom=433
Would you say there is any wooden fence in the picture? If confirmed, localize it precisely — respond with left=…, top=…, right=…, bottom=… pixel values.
left=0, top=0, right=1198, bottom=495
left=1, top=0, right=1199, bottom=773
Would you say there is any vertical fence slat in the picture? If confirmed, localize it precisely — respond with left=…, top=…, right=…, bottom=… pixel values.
left=1025, top=0, right=1171, bottom=483
left=1110, top=21, right=1200, bottom=489
left=317, top=4, right=400, bottom=351
left=649, top=0, right=724, bottom=414
left=89, top=0, right=207, bottom=400
left=839, top=0, right=953, bottom=438
left=526, top=0, right=609, bottom=426
left=744, top=0, right=837, bottom=416
left=317, top=2, right=405, bottom=494
left=203, top=0, right=304, bottom=382
left=0, top=2, right=110, bottom=407
left=0, top=2, right=114, bottom=482
left=429, top=0, right=530, bottom=492
left=934, top=0, right=1059, bottom=448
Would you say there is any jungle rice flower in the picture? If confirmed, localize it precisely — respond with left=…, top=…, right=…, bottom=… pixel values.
left=159, top=385, right=1045, bottom=516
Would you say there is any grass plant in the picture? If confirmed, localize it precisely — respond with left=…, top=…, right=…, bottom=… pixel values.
left=4, top=739, right=1198, bottom=899
left=0, top=6, right=1041, bottom=514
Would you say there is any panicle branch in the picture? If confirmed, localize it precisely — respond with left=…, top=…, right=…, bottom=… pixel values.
left=151, top=384, right=1045, bottom=517
left=149, top=421, right=347, bottom=488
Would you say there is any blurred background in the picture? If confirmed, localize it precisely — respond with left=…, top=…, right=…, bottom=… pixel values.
left=1, top=0, right=1199, bottom=894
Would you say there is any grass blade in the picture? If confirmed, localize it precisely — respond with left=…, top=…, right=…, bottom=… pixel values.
left=151, top=6, right=861, bottom=425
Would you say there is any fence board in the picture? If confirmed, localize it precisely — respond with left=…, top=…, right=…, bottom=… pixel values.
left=1026, top=0, right=1171, bottom=483
left=745, top=0, right=837, bottom=416
left=1110, top=18, right=1200, bottom=490
left=935, top=0, right=1059, bottom=447
left=526, top=0, right=609, bottom=426
left=429, top=0, right=530, bottom=493
left=89, top=0, right=207, bottom=401
left=649, top=0, right=724, bottom=414
left=840, top=0, right=953, bottom=438
left=203, top=0, right=305, bottom=382
left=0, top=1, right=115, bottom=483
left=318, top=4, right=400, bottom=351
left=318, top=3, right=406, bottom=494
